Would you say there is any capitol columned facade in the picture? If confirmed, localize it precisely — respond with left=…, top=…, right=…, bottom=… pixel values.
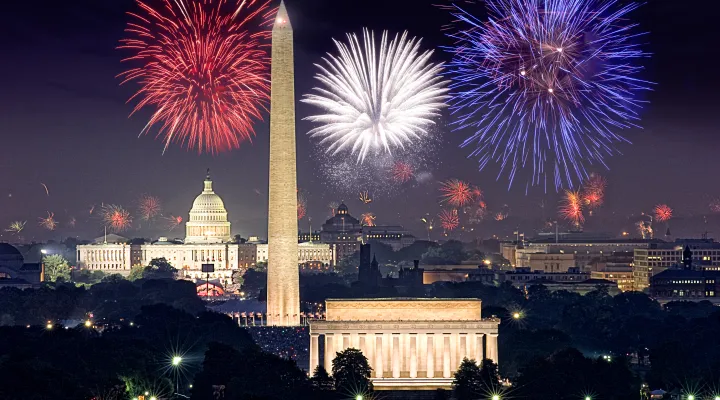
left=76, top=173, right=333, bottom=285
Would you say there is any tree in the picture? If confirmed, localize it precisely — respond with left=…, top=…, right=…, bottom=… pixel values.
left=453, top=358, right=483, bottom=400
left=332, top=348, right=373, bottom=395
left=310, top=365, right=335, bottom=391
left=143, top=258, right=176, bottom=280
left=128, top=265, right=145, bottom=281
left=254, top=261, right=268, bottom=272
left=43, top=254, right=71, bottom=282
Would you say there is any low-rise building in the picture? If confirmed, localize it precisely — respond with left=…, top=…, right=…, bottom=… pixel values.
left=515, top=250, right=576, bottom=272
left=634, top=239, right=720, bottom=291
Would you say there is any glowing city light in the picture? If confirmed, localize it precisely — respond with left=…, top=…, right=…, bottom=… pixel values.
left=172, top=356, right=183, bottom=366
left=84, top=320, right=92, bottom=328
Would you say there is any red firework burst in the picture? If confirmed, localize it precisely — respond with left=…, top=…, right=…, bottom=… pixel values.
left=439, top=209, right=459, bottom=232
left=119, top=0, right=273, bottom=153
left=581, top=173, right=607, bottom=210
left=102, top=205, right=133, bottom=232
left=297, top=191, right=307, bottom=220
left=39, top=212, right=58, bottom=231
left=391, top=161, right=414, bottom=183
left=654, top=204, right=673, bottom=222
left=138, top=194, right=162, bottom=220
left=361, top=213, right=376, bottom=226
left=440, top=179, right=474, bottom=207
left=559, top=190, right=584, bottom=228
left=165, top=215, right=183, bottom=231
left=710, top=199, right=720, bottom=213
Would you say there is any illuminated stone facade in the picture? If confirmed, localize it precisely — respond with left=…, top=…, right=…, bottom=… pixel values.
left=309, top=299, right=500, bottom=391
left=256, top=242, right=335, bottom=266
left=266, top=1, right=299, bottom=326
left=185, top=172, right=231, bottom=243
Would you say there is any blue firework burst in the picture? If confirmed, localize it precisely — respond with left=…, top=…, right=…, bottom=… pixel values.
left=445, top=0, right=652, bottom=191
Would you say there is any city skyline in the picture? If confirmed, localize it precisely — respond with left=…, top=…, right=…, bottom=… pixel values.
left=2, top=0, right=720, bottom=242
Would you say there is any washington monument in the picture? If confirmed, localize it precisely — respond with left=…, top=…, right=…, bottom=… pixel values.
left=266, top=0, right=299, bottom=326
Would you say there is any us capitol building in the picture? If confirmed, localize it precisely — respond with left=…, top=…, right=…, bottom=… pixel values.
left=76, top=173, right=334, bottom=285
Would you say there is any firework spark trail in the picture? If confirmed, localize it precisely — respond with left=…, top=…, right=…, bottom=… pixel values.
left=711, top=199, right=720, bottom=214
left=360, top=212, right=377, bottom=227
left=654, top=204, right=673, bottom=222
left=359, top=191, right=372, bottom=204
left=39, top=212, right=58, bottom=231
left=444, top=0, right=652, bottom=190
left=439, top=179, right=475, bottom=207
left=494, top=204, right=510, bottom=221
left=138, top=194, right=162, bottom=221
left=391, top=161, right=414, bottom=183
left=327, top=201, right=340, bottom=217
left=40, top=183, right=49, bottom=196
left=303, top=29, right=449, bottom=162
left=68, top=217, right=76, bottom=228
left=6, top=221, right=26, bottom=234
left=559, top=190, right=584, bottom=228
left=118, top=0, right=273, bottom=154
left=439, top=209, right=460, bottom=232
left=102, top=204, right=133, bottom=232
left=165, top=215, right=183, bottom=231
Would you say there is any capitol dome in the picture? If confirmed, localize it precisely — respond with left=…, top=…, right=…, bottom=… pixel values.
left=185, top=171, right=232, bottom=244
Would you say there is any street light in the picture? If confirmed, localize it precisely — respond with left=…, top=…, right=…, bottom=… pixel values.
left=585, top=396, right=592, bottom=400
left=512, top=312, right=521, bottom=320
left=46, top=322, right=53, bottom=330
left=355, top=395, right=363, bottom=400
left=492, top=395, right=500, bottom=400
left=84, top=320, right=92, bottom=328
left=172, top=356, right=182, bottom=366
left=687, top=395, right=694, bottom=400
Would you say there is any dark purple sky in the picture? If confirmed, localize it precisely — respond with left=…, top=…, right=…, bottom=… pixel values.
left=1, top=0, right=719, bottom=243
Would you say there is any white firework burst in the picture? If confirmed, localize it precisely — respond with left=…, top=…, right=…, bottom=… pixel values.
left=303, top=29, right=449, bottom=162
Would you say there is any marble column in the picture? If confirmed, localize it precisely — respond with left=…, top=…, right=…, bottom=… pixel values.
left=443, top=334, right=451, bottom=378
left=310, top=334, right=319, bottom=375
left=358, top=334, right=366, bottom=358
left=392, top=334, right=400, bottom=378
left=426, top=334, right=435, bottom=378
left=324, top=333, right=334, bottom=372
left=487, top=333, right=499, bottom=364
left=459, top=333, right=468, bottom=363
left=375, top=334, right=384, bottom=378
left=342, top=334, right=350, bottom=351
left=450, top=333, right=458, bottom=371
left=409, top=334, right=418, bottom=378
left=476, top=333, right=485, bottom=362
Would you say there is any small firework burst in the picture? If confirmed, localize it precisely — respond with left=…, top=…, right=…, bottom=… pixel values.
left=439, top=179, right=474, bottom=207
left=138, top=194, right=162, bottom=221
left=360, top=212, right=377, bottom=227
left=39, top=212, right=58, bottom=231
left=328, top=201, right=340, bottom=217
left=165, top=215, right=183, bottom=231
left=581, top=173, right=607, bottom=211
left=560, top=191, right=584, bottom=228
left=102, top=205, right=133, bottom=232
left=359, top=191, right=372, bottom=204
left=493, top=204, right=510, bottom=221
left=297, top=191, right=308, bottom=220
left=637, top=220, right=653, bottom=239
left=391, top=161, right=414, bottom=183
left=6, top=221, right=26, bottom=234
left=710, top=199, right=720, bottom=214
left=654, top=204, right=673, bottom=222
left=68, top=217, right=76, bottom=228
left=439, top=209, right=460, bottom=232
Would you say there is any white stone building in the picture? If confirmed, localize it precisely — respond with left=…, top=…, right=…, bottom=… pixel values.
left=256, top=241, right=335, bottom=266
left=309, top=298, right=500, bottom=391
left=76, top=173, right=253, bottom=285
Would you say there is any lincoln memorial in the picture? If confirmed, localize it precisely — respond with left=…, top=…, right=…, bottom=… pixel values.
left=309, top=298, right=500, bottom=390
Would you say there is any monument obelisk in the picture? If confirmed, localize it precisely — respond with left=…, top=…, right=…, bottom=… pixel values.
left=267, top=0, right=299, bottom=326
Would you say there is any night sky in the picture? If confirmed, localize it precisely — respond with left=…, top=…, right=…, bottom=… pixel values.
left=1, top=0, right=719, bottom=242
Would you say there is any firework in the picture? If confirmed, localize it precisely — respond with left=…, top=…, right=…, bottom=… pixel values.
left=391, top=161, right=414, bottom=183
left=439, top=209, right=460, bottom=232
left=6, top=221, right=26, bottom=234
left=637, top=220, right=653, bottom=239
left=359, top=191, right=372, bottom=204
left=710, top=199, right=720, bottom=214
left=581, top=173, right=607, bottom=211
left=468, top=200, right=488, bottom=224
left=327, top=201, right=340, bottom=217
left=303, top=29, right=449, bottom=162
left=39, top=212, right=58, bottom=231
left=360, top=212, right=377, bottom=227
left=440, top=179, right=475, bottom=207
left=68, top=217, right=76, bottom=228
left=118, top=0, right=272, bottom=154
left=445, top=0, right=651, bottom=189
left=165, top=215, right=183, bottom=231
left=102, top=205, right=133, bottom=232
left=654, top=204, right=673, bottom=222
left=138, top=194, right=162, bottom=221
left=297, top=191, right=307, bottom=220
left=40, top=182, right=49, bottom=196
left=559, top=190, right=584, bottom=228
